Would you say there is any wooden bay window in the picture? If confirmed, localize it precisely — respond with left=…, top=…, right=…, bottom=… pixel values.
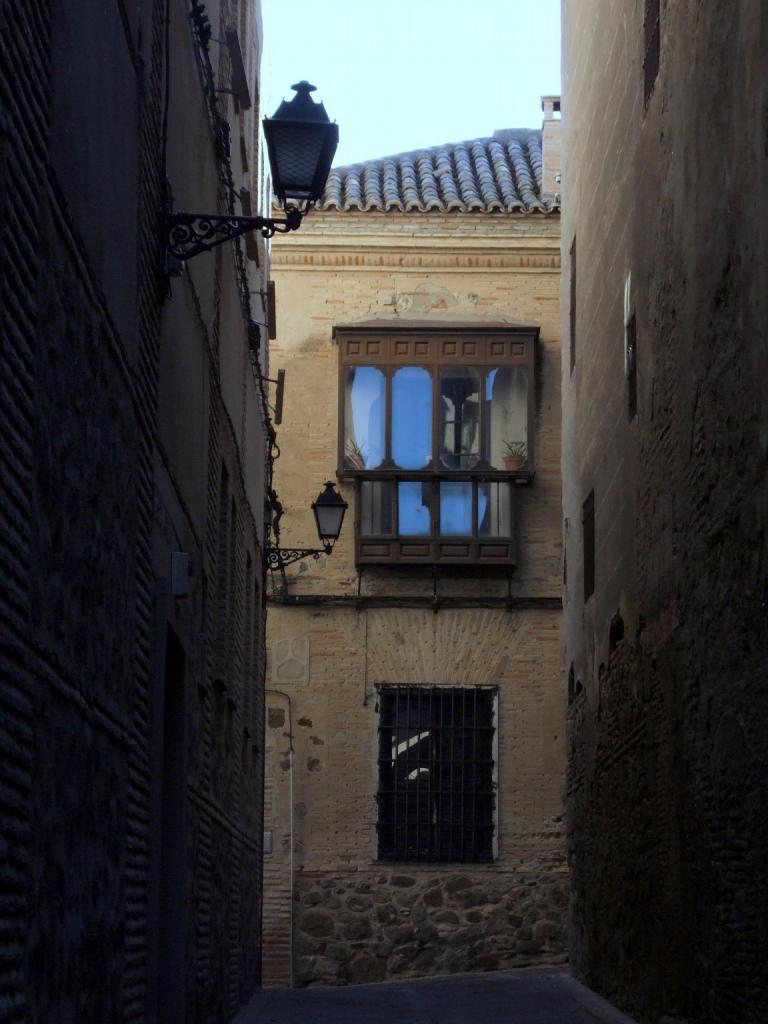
left=335, top=323, right=537, bottom=566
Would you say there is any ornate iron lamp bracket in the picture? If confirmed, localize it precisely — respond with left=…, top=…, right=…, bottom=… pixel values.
left=266, top=545, right=332, bottom=572
left=166, top=206, right=303, bottom=260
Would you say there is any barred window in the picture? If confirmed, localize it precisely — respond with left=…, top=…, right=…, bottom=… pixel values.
left=376, top=686, right=496, bottom=863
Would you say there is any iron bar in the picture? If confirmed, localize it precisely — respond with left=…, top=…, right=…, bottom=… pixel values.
left=166, top=207, right=303, bottom=260
left=376, top=686, right=495, bottom=863
left=265, top=546, right=329, bottom=572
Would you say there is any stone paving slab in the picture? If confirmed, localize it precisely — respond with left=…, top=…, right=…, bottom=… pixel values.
left=233, top=967, right=640, bottom=1024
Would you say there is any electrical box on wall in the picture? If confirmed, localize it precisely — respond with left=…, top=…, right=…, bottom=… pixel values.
left=170, top=551, right=192, bottom=597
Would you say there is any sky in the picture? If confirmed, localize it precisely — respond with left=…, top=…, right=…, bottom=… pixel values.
left=261, top=0, right=561, bottom=168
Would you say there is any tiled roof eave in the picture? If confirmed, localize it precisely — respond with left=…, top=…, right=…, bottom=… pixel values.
left=308, top=202, right=560, bottom=216
left=304, top=129, right=551, bottom=215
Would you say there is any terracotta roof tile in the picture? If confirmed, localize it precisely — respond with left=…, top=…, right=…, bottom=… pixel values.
left=317, top=129, right=556, bottom=214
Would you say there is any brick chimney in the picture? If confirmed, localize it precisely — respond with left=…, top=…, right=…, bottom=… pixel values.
left=540, top=95, right=562, bottom=200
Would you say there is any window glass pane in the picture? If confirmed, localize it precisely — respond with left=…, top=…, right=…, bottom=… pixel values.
left=440, top=481, right=473, bottom=536
left=398, top=481, right=431, bottom=536
left=486, top=367, right=528, bottom=470
left=439, top=367, right=481, bottom=469
left=392, top=367, right=432, bottom=469
left=344, top=366, right=385, bottom=469
left=360, top=481, right=393, bottom=536
left=478, top=482, right=511, bottom=536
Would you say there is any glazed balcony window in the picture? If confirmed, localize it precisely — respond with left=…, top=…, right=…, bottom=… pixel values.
left=335, top=324, right=537, bottom=565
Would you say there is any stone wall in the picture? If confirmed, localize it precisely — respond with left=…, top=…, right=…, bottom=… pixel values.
left=562, top=2, right=768, bottom=1022
left=264, top=196, right=567, bottom=985
left=294, top=867, right=567, bottom=985
left=0, top=0, right=269, bottom=1020
left=263, top=602, right=569, bottom=988
left=264, top=200, right=565, bottom=987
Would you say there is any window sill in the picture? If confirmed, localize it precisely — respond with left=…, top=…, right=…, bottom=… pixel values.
left=356, top=537, right=516, bottom=566
left=337, top=468, right=535, bottom=485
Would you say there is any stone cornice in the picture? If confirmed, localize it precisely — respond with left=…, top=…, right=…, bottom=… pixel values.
left=271, top=211, right=560, bottom=271
left=271, top=249, right=561, bottom=271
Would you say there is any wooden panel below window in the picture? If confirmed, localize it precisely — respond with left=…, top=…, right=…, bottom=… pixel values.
left=479, top=542, right=514, bottom=560
left=356, top=538, right=516, bottom=567
left=398, top=542, right=433, bottom=559
left=358, top=542, right=391, bottom=558
left=438, top=542, right=471, bottom=558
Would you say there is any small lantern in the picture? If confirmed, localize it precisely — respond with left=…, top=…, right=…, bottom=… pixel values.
left=312, top=481, right=348, bottom=551
left=263, top=81, right=339, bottom=210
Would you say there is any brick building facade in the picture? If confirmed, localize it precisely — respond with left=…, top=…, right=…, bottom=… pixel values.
left=561, top=3, right=768, bottom=1023
left=263, top=109, right=567, bottom=987
left=0, top=1, right=270, bottom=1020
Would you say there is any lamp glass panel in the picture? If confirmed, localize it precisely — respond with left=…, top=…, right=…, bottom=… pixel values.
left=392, top=367, right=432, bottom=469
left=439, top=367, right=481, bottom=469
left=344, top=366, right=385, bottom=469
left=398, top=482, right=431, bottom=536
left=269, top=122, right=331, bottom=199
left=439, top=482, right=473, bottom=536
left=314, top=502, right=345, bottom=541
left=486, top=367, right=528, bottom=469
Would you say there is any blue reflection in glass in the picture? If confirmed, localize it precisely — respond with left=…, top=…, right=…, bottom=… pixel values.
left=478, top=485, right=489, bottom=530
left=398, top=482, right=431, bottom=536
left=347, top=366, right=385, bottom=468
left=440, top=482, right=473, bottom=535
left=392, top=367, right=432, bottom=469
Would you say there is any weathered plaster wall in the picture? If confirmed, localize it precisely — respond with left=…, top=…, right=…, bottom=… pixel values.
left=263, top=207, right=566, bottom=986
left=269, top=211, right=562, bottom=601
left=562, top=3, right=768, bottom=1022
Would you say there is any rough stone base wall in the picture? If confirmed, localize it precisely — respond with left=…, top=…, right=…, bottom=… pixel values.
left=294, top=868, right=567, bottom=986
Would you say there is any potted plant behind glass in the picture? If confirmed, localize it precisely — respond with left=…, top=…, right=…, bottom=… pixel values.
left=345, top=438, right=367, bottom=470
left=502, top=439, right=527, bottom=471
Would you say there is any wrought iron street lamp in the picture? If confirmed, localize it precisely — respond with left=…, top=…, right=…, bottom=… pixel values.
left=166, top=81, right=338, bottom=261
left=267, top=481, right=348, bottom=572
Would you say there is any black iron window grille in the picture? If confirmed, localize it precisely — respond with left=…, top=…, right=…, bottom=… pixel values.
left=376, top=685, right=496, bottom=863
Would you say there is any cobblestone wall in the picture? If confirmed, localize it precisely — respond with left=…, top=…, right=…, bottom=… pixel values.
left=294, top=868, right=567, bottom=986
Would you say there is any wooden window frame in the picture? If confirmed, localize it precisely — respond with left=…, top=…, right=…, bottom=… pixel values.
left=335, top=324, right=537, bottom=566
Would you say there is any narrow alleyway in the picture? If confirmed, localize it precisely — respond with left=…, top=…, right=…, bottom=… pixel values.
left=234, top=967, right=638, bottom=1023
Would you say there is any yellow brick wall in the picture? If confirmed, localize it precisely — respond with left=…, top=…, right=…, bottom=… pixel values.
left=263, top=208, right=565, bottom=986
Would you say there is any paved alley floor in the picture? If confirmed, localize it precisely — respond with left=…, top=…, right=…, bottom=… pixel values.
left=234, top=966, right=639, bottom=1024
